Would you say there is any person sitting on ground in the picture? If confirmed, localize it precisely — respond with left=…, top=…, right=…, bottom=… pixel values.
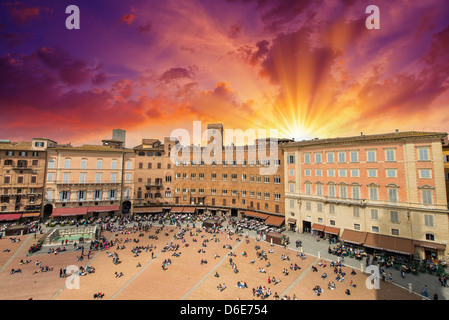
left=321, top=273, right=327, bottom=279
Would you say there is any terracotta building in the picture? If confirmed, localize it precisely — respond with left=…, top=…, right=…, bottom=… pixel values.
left=132, top=137, right=177, bottom=214
left=283, top=130, right=449, bottom=261
left=0, top=138, right=55, bottom=222
left=170, top=123, right=291, bottom=226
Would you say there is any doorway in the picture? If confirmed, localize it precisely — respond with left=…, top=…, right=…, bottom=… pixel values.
left=302, top=221, right=311, bottom=233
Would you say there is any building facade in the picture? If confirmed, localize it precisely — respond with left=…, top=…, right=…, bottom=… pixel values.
left=0, top=138, right=55, bottom=221
left=283, top=131, right=449, bottom=261
left=43, top=133, right=135, bottom=219
left=132, top=137, right=177, bottom=208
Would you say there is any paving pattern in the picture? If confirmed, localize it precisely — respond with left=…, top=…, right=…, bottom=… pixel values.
left=0, top=222, right=442, bottom=300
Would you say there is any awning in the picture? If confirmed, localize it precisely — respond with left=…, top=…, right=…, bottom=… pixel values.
left=183, top=207, right=196, bottom=213
left=51, top=207, right=88, bottom=217
left=21, top=212, right=41, bottom=218
left=364, top=233, right=414, bottom=255
left=0, top=213, right=22, bottom=221
left=265, top=215, right=284, bottom=227
left=414, top=240, right=446, bottom=251
left=324, top=226, right=340, bottom=236
left=244, top=211, right=259, bottom=218
left=170, top=207, right=184, bottom=214
left=133, top=207, right=163, bottom=213
left=340, top=229, right=367, bottom=245
left=87, top=205, right=119, bottom=213
left=257, top=213, right=269, bottom=220
left=287, top=218, right=296, bottom=224
left=311, top=223, right=325, bottom=232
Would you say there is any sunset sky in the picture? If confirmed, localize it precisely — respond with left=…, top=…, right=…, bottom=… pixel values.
left=1, top=0, right=449, bottom=147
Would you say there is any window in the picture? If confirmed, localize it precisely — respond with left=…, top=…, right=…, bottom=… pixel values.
left=350, top=151, right=358, bottom=163
left=369, top=187, right=378, bottom=201
left=111, top=160, right=117, bottom=170
left=80, top=173, right=86, bottom=183
left=353, top=207, right=360, bottom=218
left=327, top=169, right=335, bottom=177
left=385, top=149, right=395, bottom=162
left=388, top=188, right=398, bottom=202
left=327, top=152, right=334, bottom=163
left=264, top=192, right=270, bottom=200
left=425, top=234, right=435, bottom=241
left=418, top=148, right=430, bottom=161
left=273, top=176, right=281, bottom=184
left=264, top=176, right=270, bottom=183
left=422, top=189, right=433, bottom=205
left=304, top=153, right=310, bottom=164
left=126, top=161, right=132, bottom=170
left=338, top=152, right=346, bottom=163
left=419, top=169, right=431, bottom=179
left=47, top=173, right=54, bottom=182
left=111, top=173, right=117, bottom=183
left=48, top=159, right=55, bottom=169
left=93, top=190, right=102, bottom=200
left=304, top=169, right=311, bottom=176
left=125, top=173, right=131, bottom=181
left=371, top=209, right=378, bottom=220
left=317, top=203, right=323, bottom=212
left=366, top=150, right=376, bottom=162
left=64, top=159, right=71, bottom=169
left=289, top=183, right=295, bottom=193
left=305, top=183, right=312, bottom=195
left=80, top=159, right=87, bottom=169
left=386, top=169, right=397, bottom=178
left=45, top=190, right=53, bottom=201
left=315, top=169, right=322, bottom=177
left=96, top=159, right=103, bottom=169
left=315, top=153, right=322, bottom=164
left=289, top=200, right=295, bottom=209
left=329, top=204, right=335, bottom=214
left=96, top=173, right=102, bottom=183
left=339, top=185, right=347, bottom=199
left=338, top=169, right=347, bottom=177
left=390, top=211, right=399, bottom=223
left=287, top=155, right=295, bottom=164
left=354, top=224, right=361, bottom=230
left=77, top=191, right=86, bottom=201
left=391, top=229, right=399, bottom=236
left=350, top=169, right=359, bottom=177
left=63, top=173, right=69, bottom=183
left=306, top=202, right=311, bottom=210
left=424, top=215, right=434, bottom=227
left=60, top=191, right=70, bottom=202
left=289, top=169, right=294, bottom=176
left=368, top=169, right=377, bottom=178
left=316, top=184, right=323, bottom=196
left=328, top=185, right=336, bottom=198
left=352, top=186, right=360, bottom=200
left=372, top=226, right=379, bottom=233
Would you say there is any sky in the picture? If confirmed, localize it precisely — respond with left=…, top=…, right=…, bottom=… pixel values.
left=1, top=0, right=449, bottom=148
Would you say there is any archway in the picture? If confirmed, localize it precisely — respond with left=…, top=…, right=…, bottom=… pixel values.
left=43, top=204, right=53, bottom=220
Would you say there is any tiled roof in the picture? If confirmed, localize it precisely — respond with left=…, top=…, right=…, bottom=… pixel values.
left=0, top=142, right=32, bottom=150
left=284, top=131, right=448, bottom=148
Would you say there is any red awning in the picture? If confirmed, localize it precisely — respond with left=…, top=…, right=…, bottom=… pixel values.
left=51, top=207, right=88, bottom=217
left=311, top=223, right=325, bottom=232
left=324, top=226, right=340, bottom=236
left=133, top=207, right=163, bottom=213
left=183, top=207, right=196, bottom=213
left=265, top=215, right=284, bottom=227
left=0, top=213, right=22, bottom=221
left=21, top=212, right=41, bottom=218
left=87, top=205, right=120, bottom=213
